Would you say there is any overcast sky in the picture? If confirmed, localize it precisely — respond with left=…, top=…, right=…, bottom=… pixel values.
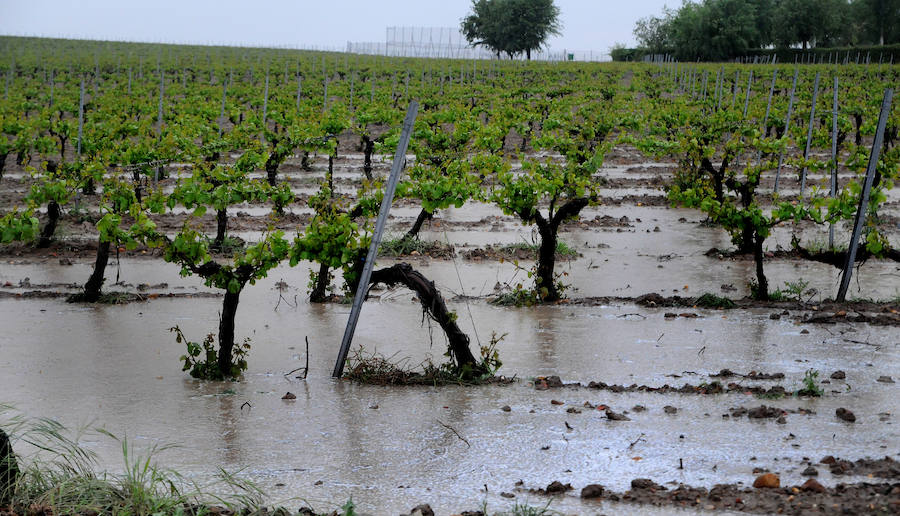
left=0, top=1, right=672, bottom=54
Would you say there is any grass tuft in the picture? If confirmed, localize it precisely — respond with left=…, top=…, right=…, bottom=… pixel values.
left=1, top=405, right=264, bottom=515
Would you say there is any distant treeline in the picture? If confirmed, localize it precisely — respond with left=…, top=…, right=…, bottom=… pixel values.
left=614, top=0, right=899, bottom=62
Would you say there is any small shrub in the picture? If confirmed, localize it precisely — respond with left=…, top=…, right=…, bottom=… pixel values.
left=171, top=326, right=249, bottom=381
left=796, top=369, right=823, bottom=397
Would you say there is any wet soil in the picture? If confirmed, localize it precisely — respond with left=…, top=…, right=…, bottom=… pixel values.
left=525, top=478, right=900, bottom=515
left=2, top=147, right=899, bottom=514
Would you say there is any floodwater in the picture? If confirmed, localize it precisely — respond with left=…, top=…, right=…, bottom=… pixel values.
left=0, top=259, right=898, bottom=515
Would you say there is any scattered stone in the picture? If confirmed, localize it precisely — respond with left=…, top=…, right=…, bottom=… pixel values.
left=631, top=478, right=663, bottom=490
left=605, top=409, right=631, bottom=421
left=776, top=416, right=786, bottom=424
left=499, top=492, right=515, bottom=499
left=501, top=405, right=511, bottom=412
left=752, top=473, right=780, bottom=489
left=836, top=407, right=856, bottom=422
left=769, top=313, right=781, bottom=320
left=543, top=481, right=572, bottom=495
left=877, top=375, right=895, bottom=383
left=830, top=370, right=846, bottom=380
left=745, top=405, right=783, bottom=419
left=800, top=478, right=826, bottom=493
left=534, top=376, right=564, bottom=390
left=801, top=466, right=818, bottom=476
left=632, top=405, right=646, bottom=412
left=406, top=504, right=434, bottom=516
left=581, top=484, right=604, bottom=498
left=566, top=407, right=581, bottom=414
left=281, top=392, right=296, bottom=400
left=550, top=399, right=564, bottom=405
left=663, top=405, right=677, bottom=415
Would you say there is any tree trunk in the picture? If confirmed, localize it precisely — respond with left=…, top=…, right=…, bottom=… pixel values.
left=218, top=289, right=241, bottom=378
left=214, top=209, right=227, bottom=248
left=301, top=151, right=311, bottom=171
left=328, top=154, right=334, bottom=191
left=753, top=231, right=768, bottom=301
left=265, top=156, right=278, bottom=187
left=37, top=201, right=61, bottom=248
left=0, top=427, right=18, bottom=507
left=362, top=135, right=374, bottom=180
left=404, top=208, right=433, bottom=241
left=369, top=263, right=483, bottom=374
left=0, top=151, right=8, bottom=182
left=309, top=262, right=331, bottom=303
left=82, top=177, right=95, bottom=195
left=82, top=239, right=111, bottom=302
left=536, top=222, right=559, bottom=302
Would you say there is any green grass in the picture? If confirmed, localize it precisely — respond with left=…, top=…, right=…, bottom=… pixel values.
left=207, top=236, right=246, bottom=256
left=480, top=498, right=557, bottom=516
left=1, top=405, right=264, bottom=515
left=497, top=240, right=579, bottom=258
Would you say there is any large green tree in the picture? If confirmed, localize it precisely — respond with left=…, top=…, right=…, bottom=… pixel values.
left=461, top=0, right=561, bottom=60
left=773, top=0, right=847, bottom=49
left=853, top=0, right=900, bottom=45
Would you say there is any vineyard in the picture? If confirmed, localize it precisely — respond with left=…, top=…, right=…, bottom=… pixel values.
left=1, top=35, right=899, bottom=514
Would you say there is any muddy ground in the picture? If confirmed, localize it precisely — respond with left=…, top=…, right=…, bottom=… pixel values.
left=1, top=146, right=898, bottom=514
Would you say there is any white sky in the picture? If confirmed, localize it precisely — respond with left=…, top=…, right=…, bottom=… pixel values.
left=0, top=0, right=672, bottom=54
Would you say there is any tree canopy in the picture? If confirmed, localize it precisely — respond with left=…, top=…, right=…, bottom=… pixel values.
left=631, top=0, right=899, bottom=61
left=461, top=0, right=561, bottom=60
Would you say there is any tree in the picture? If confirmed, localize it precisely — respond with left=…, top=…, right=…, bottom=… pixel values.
left=633, top=10, right=675, bottom=55
left=461, top=0, right=561, bottom=60
left=854, top=0, right=900, bottom=45
left=773, top=0, right=847, bottom=49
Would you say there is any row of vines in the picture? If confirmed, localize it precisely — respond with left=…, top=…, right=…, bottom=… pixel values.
left=1, top=36, right=898, bottom=378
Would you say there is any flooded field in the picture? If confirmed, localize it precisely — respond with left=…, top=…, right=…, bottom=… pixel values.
left=2, top=146, right=899, bottom=515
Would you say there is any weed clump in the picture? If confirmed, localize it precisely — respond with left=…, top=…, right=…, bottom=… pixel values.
left=694, top=293, right=735, bottom=309
left=796, top=369, right=824, bottom=397
left=0, top=406, right=263, bottom=515
left=343, top=334, right=508, bottom=386
left=378, top=237, right=455, bottom=258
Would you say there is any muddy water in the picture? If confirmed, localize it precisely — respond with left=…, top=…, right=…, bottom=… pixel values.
left=0, top=259, right=898, bottom=515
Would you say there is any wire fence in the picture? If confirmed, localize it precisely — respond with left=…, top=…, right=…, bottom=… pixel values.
left=348, top=27, right=610, bottom=62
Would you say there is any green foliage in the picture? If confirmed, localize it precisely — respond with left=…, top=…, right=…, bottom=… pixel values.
left=289, top=186, right=372, bottom=295
left=796, top=368, right=824, bottom=397
left=781, top=278, right=813, bottom=302
left=0, top=407, right=264, bottom=514
left=631, top=0, right=898, bottom=59
left=171, top=326, right=249, bottom=381
left=461, top=0, right=561, bottom=59
left=0, top=210, right=39, bottom=243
